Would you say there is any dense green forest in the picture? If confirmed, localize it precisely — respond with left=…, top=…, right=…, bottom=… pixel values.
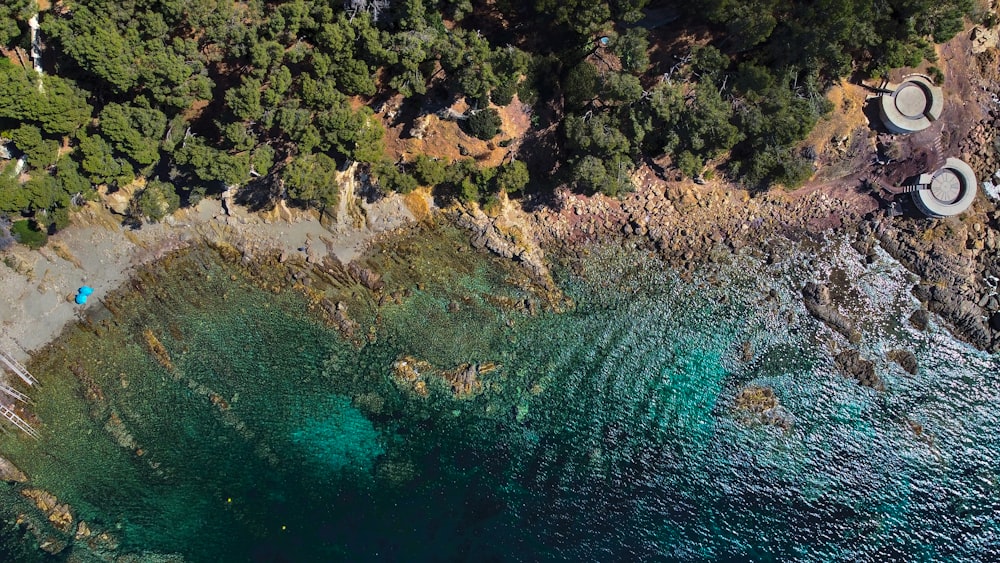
left=0, top=0, right=979, bottom=241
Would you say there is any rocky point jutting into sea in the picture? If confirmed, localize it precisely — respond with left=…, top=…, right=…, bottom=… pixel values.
left=1, top=15, right=1000, bottom=563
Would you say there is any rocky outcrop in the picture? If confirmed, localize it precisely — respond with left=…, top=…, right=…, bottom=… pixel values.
left=867, top=214, right=1000, bottom=352
left=835, top=349, right=884, bottom=390
left=348, top=263, right=384, bottom=292
left=887, top=349, right=918, bottom=375
left=971, top=25, right=999, bottom=54
left=532, top=162, right=877, bottom=281
left=440, top=362, right=495, bottom=398
left=391, top=356, right=496, bottom=399
left=392, top=356, right=432, bottom=397
left=101, top=182, right=142, bottom=216
left=15, top=498, right=125, bottom=559
left=732, top=385, right=791, bottom=430
left=909, top=308, right=930, bottom=331
left=802, top=282, right=861, bottom=343
left=451, top=192, right=558, bottom=297
left=21, top=489, right=74, bottom=533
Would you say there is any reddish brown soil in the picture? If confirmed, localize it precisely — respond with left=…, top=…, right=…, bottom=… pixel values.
left=378, top=95, right=532, bottom=169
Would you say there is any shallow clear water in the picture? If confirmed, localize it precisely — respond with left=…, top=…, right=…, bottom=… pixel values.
left=0, top=233, right=998, bottom=562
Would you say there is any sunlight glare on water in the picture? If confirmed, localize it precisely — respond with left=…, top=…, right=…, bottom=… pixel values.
left=0, top=235, right=997, bottom=561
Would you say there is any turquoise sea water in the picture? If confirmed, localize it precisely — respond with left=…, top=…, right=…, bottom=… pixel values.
left=0, top=233, right=998, bottom=561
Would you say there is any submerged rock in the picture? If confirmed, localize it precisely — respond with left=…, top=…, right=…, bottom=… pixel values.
left=732, top=385, right=791, bottom=430
left=37, top=535, right=68, bottom=555
left=734, top=385, right=778, bottom=412
left=142, top=329, right=174, bottom=372
left=909, top=308, right=931, bottom=331
left=802, top=282, right=861, bottom=343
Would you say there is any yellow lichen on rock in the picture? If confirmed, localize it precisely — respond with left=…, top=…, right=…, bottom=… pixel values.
left=21, top=489, right=74, bottom=533
left=733, top=386, right=778, bottom=413
left=391, top=356, right=497, bottom=399
left=733, top=385, right=791, bottom=430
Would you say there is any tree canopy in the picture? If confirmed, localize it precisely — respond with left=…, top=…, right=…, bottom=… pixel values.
left=0, top=0, right=978, bottom=241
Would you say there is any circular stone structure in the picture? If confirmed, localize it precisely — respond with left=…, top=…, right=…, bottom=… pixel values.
left=878, top=75, right=944, bottom=134
left=913, top=157, right=977, bottom=218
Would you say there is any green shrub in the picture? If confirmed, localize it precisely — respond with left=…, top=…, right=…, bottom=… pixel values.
left=373, top=161, right=419, bottom=193
left=676, top=151, right=703, bottom=179
left=11, top=220, right=47, bottom=249
left=928, top=66, right=944, bottom=85
left=132, top=180, right=180, bottom=222
left=495, top=160, right=530, bottom=193
left=464, top=108, right=503, bottom=140
left=412, top=155, right=448, bottom=186
left=490, top=77, right=518, bottom=106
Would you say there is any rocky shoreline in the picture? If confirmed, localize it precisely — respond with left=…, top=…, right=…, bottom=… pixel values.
left=499, top=160, right=999, bottom=350
left=0, top=22, right=998, bottom=563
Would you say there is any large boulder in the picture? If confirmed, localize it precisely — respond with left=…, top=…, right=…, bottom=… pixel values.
left=0, top=455, right=27, bottom=482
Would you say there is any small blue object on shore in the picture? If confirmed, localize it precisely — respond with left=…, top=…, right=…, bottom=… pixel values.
left=74, top=285, right=94, bottom=305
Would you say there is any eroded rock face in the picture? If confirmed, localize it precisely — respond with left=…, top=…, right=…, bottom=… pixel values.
left=451, top=193, right=560, bottom=303
left=348, top=263, right=384, bottom=291
left=835, top=349, right=884, bottom=390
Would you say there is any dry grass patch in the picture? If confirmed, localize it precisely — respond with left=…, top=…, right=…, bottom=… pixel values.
left=403, top=188, right=433, bottom=221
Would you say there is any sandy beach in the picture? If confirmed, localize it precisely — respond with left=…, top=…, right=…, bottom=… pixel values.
left=0, top=187, right=417, bottom=364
